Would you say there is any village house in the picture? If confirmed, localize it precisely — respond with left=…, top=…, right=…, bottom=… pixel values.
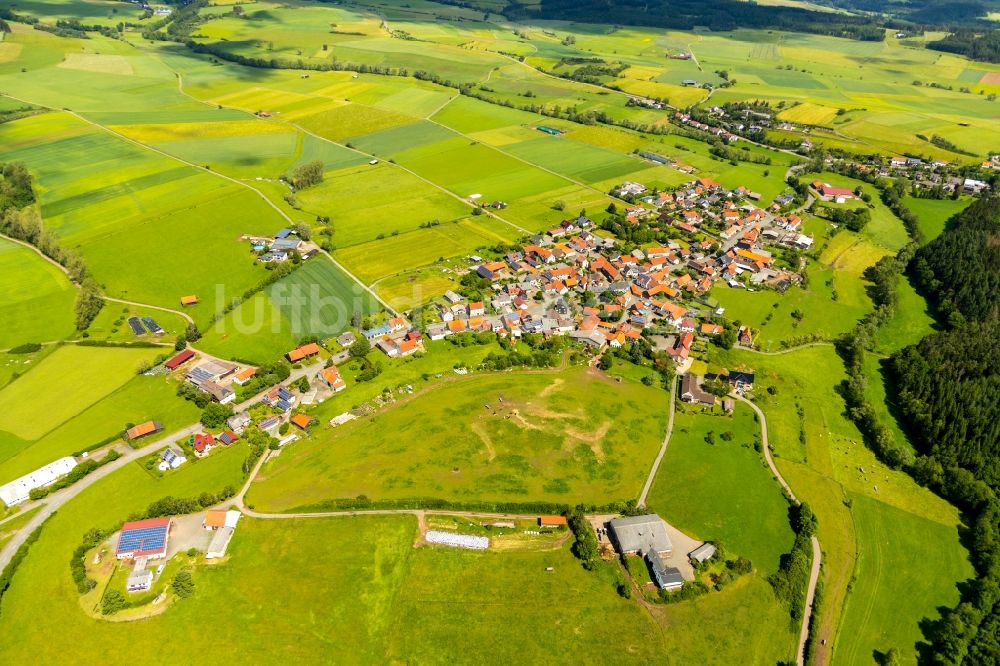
left=681, top=374, right=717, bottom=406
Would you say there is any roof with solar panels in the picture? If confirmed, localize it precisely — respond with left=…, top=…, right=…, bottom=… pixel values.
left=115, top=517, right=171, bottom=559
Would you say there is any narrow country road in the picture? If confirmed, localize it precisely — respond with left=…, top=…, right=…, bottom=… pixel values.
left=734, top=393, right=822, bottom=666
left=637, top=373, right=678, bottom=507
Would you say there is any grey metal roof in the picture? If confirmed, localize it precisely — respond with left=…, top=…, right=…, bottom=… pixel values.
left=609, top=514, right=673, bottom=555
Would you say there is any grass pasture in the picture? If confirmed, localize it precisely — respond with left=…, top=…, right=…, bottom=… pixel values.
left=902, top=195, right=971, bottom=245
left=248, top=365, right=669, bottom=510
left=199, top=258, right=383, bottom=363
left=0, top=344, right=159, bottom=441
left=0, top=112, right=282, bottom=323
left=292, top=163, right=471, bottom=249
left=836, top=494, right=972, bottom=664
left=335, top=217, right=521, bottom=284
left=0, top=237, right=76, bottom=349
left=0, top=370, right=200, bottom=484
left=648, top=405, right=796, bottom=574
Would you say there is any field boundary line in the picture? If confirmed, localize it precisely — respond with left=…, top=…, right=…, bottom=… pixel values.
left=67, top=108, right=395, bottom=315
left=163, top=64, right=534, bottom=239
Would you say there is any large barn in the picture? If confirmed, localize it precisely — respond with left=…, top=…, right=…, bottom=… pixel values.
left=116, top=517, right=171, bottom=560
left=608, top=514, right=673, bottom=556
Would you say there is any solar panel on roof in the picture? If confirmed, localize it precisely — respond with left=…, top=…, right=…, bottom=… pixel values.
left=141, top=317, right=164, bottom=334
left=187, top=367, right=213, bottom=383
left=117, top=524, right=168, bottom=555
left=127, top=317, right=145, bottom=336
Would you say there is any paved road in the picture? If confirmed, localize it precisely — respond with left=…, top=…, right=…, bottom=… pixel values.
left=0, top=357, right=323, bottom=572
left=734, top=393, right=822, bottom=666
left=637, top=373, right=678, bottom=507
left=0, top=421, right=202, bottom=571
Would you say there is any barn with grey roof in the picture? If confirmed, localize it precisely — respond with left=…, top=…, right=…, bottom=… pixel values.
left=608, top=514, right=673, bottom=556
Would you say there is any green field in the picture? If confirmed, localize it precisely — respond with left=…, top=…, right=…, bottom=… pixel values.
left=0, top=112, right=282, bottom=325
left=0, top=236, right=76, bottom=349
left=837, top=493, right=972, bottom=664
left=710, top=345, right=968, bottom=659
left=0, top=344, right=160, bottom=441
left=199, top=258, right=383, bottom=363
left=902, top=195, right=971, bottom=245
left=248, top=365, right=669, bottom=510
left=647, top=405, right=796, bottom=574
left=0, top=369, right=201, bottom=484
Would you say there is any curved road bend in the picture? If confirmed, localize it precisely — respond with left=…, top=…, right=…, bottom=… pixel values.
left=637, top=373, right=678, bottom=507
left=734, top=393, right=822, bottom=666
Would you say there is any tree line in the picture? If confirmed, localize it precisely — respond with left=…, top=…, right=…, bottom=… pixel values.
left=871, top=195, right=1000, bottom=662
left=0, top=162, right=104, bottom=330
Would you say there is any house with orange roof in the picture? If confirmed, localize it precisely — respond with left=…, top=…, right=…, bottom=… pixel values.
left=659, top=301, right=686, bottom=325
left=233, top=367, right=256, bottom=386
left=320, top=366, right=347, bottom=393
left=291, top=413, right=313, bottom=430
left=606, top=331, right=626, bottom=348
left=286, top=343, right=320, bottom=363
left=701, top=323, right=724, bottom=335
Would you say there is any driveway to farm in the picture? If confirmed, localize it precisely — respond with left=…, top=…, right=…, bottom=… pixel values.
left=734, top=393, right=823, bottom=666
left=637, top=373, right=678, bottom=507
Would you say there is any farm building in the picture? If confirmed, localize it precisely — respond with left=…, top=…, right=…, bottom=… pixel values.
left=538, top=515, right=568, bottom=528
left=286, top=343, right=320, bottom=363
left=180, top=295, right=199, bottom=306
left=689, top=542, right=717, bottom=563
left=648, top=552, right=685, bottom=591
left=291, top=414, right=313, bottom=430
left=199, top=379, right=236, bottom=404
left=608, top=514, right=673, bottom=556
left=116, top=517, right=171, bottom=560
left=126, top=568, right=153, bottom=593
left=206, top=526, right=236, bottom=559
left=426, top=531, right=489, bottom=550
left=204, top=509, right=241, bottom=531
left=187, top=360, right=238, bottom=385
left=126, top=421, right=163, bottom=441
left=233, top=367, right=256, bottom=385
left=536, top=125, right=562, bottom=135
left=0, top=456, right=78, bottom=507
left=164, top=349, right=195, bottom=370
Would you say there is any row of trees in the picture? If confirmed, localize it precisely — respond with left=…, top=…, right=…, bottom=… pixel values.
left=0, top=163, right=104, bottom=330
